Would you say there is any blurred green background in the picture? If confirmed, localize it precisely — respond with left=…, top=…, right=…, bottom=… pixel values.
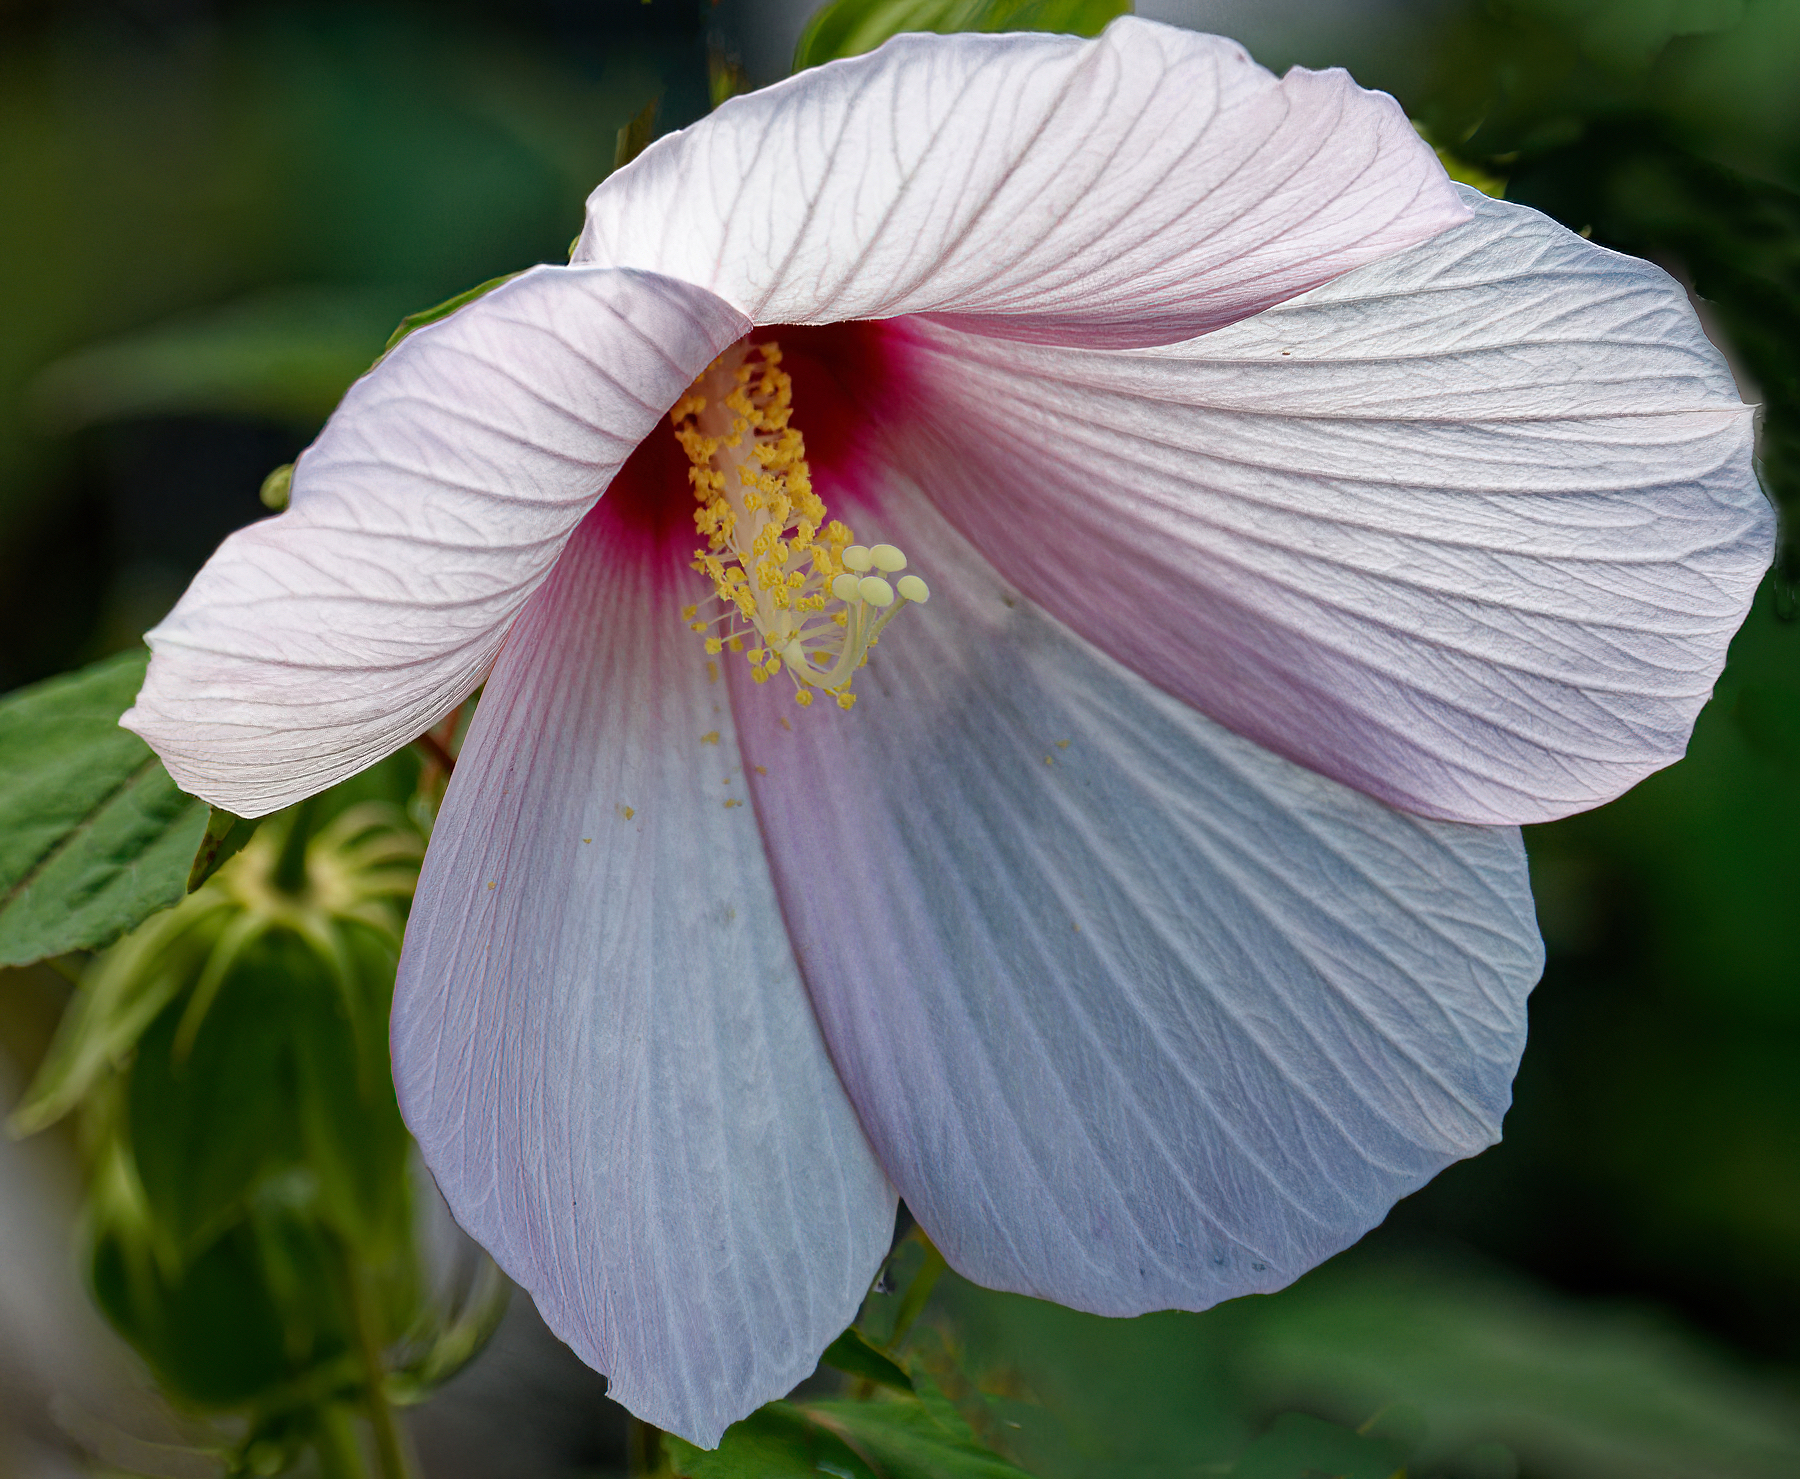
left=2, top=1, right=1797, bottom=1476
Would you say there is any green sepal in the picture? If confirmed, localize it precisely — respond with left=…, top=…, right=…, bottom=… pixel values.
left=383, top=273, right=522, bottom=355
left=793, top=0, right=1129, bottom=72
left=386, top=1255, right=512, bottom=1404
left=119, top=882, right=413, bottom=1261
left=821, top=1326, right=915, bottom=1392
left=54, top=789, right=426, bottom=1427
left=189, top=807, right=261, bottom=892
left=88, top=1148, right=360, bottom=1411
left=7, top=894, right=230, bottom=1136
left=0, top=650, right=209, bottom=968
left=128, top=931, right=315, bottom=1257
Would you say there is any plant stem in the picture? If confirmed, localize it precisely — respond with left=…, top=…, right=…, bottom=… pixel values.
left=885, top=1236, right=946, bottom=1351
left=626, top=1417, right=665, bottom=1477
left=342, top=1244, right=414, bottom=1479
left=412, top=727, right=456, bottom=776
left=313, top=1405, right=369, bottom=1479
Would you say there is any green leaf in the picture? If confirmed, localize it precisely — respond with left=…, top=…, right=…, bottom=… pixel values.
left=793, top=0, right=1129, bottom=72
left=1238, top=1252, right=1800, bottom=1479
left=905, top=1337, right=1014, bottom=1455
left=670, top=1398, right=1040, bottom=1479
left=805, top=1398, right=1041, bottom=1479
left=0, top=651, right=210, bottom=967
left=666, top=1404, right=854, bottom=1479
left=928, top=1274, right=1253, bottom=1475
left=822, top=1327, right=916, bottom=1392
left=1227, top=1414, right=1405, bottom=1479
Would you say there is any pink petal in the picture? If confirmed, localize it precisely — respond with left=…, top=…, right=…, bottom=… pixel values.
left=881, top=189, right=1771, bottom=825
left=575, top=18, right=1466, bottom=347
left=123, top=267, right=750, bottom=817
left=729, top=485, right=1541, bottom=1317
left=392, top=491, right=895, bottom=1448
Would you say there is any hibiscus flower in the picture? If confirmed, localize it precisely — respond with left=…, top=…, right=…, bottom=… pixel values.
left=123, top=17, right=1771, bottom=1447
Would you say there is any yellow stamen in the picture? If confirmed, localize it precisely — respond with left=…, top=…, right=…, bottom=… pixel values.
left=671, top=341, right=929, bottom=711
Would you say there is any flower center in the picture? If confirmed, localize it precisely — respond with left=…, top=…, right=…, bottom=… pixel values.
left=671, top=340, right=928, bottom=710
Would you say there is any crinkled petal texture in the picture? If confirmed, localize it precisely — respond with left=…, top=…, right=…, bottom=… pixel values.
left=392, top=493, right=896, bottom=1448
left=731, top=487, right=1543, bottom=1314
left=576, top=17, right=1467, bottom=347
left=880, top=187, right=1771, bottom=824
left=123, top=267, right=750, bottom=817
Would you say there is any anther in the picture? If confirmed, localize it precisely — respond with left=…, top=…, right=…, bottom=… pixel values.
left=672, top=342, right=927, bottom=712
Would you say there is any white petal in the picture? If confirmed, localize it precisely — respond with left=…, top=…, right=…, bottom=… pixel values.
left=575, top=18, right=1466, bottom=346
left=884, top=187, right=1771, bottom=824
left=392, top=499, right=895, bottom=1448
left=123, top=267, right=750, bottom=817
left=728, top=486, right=1542, bottom=1316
